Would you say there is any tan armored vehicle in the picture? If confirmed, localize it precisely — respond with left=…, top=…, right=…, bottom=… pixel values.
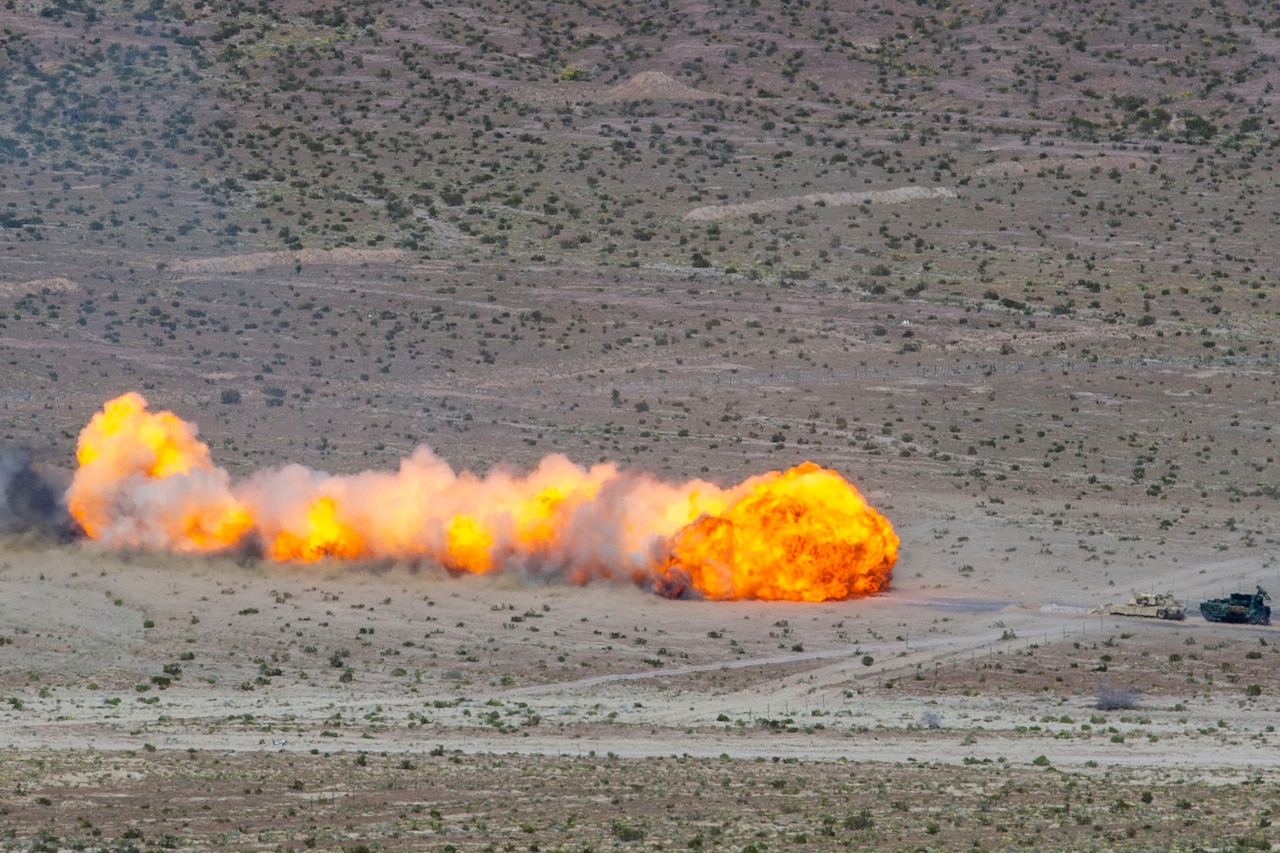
left=1105, top=592, right=1186, bottom=620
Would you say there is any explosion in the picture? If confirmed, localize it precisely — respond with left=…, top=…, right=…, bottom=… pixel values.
left=66, top=393, right=898, bottom=601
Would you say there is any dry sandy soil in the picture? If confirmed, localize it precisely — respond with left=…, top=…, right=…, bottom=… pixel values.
left=2, top=539, right=1278, bottom=851
left=3, top=0, right=1280, bottom=850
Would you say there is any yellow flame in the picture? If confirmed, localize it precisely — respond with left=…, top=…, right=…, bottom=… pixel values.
left=271, top=496, right=364, bottom=561
left=69, top=394, right=898, bottom=600
left=659, top=462, right=898, bottom=601
left=446, top=514, right=493, bottom=573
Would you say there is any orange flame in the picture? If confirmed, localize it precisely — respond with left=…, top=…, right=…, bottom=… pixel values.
left=445, top=514, right=494, bottom=573
left=67, top=394, right=898, bottom=601
left=657, top=463, right=898, bottom=601
left=269, top=496, right=365, bottom=562
left=67, top=392, right=252, bottom=549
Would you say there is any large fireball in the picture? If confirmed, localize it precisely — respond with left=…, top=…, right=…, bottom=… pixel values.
left=66, top=393, right=898, bottom=601
left=657, top=463, right=898, bottom=601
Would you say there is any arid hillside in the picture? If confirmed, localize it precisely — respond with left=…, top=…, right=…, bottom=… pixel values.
left=3, top=2, right=1280, bottom=850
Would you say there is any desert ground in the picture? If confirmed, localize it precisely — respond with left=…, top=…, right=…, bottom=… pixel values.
left=4, top=0, right=1280, bottom=850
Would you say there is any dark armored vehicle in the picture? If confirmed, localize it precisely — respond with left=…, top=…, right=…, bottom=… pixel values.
left=1199, top=586, right=1271, bottom=625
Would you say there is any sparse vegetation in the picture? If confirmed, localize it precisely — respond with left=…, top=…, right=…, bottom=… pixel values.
left=3, top=1, right=1280, bottom=849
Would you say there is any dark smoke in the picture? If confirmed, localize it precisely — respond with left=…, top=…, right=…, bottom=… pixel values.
left=652, top=567, right=691, bottom=600
left=0, top=448, right=75, bottom=541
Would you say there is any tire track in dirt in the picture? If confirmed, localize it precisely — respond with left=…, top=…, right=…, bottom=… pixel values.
left=684, top=185, right=957, bottom=222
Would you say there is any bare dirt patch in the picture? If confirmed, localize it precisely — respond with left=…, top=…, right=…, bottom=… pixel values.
left=0, top=278, right=78, bottom=298
left=605, top=70, right=717, bottom=102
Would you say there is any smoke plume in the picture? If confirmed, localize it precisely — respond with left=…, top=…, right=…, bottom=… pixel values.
left=65, top=393, right=899, bottom=601
left=0, top=447, right=74, bottom=540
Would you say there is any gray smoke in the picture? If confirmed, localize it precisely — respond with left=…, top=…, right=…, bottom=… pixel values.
left=0, top=448, right=74, bottom=540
